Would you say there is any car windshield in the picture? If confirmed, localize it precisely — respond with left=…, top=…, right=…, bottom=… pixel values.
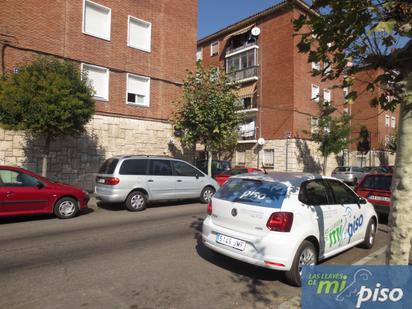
left=334, top=167, right=350, bottom=172
left=219, top=169, right=248, bottom=176
left=214, top=178, right=287, bottom=208
left=360, top=175, right=392, bottom=191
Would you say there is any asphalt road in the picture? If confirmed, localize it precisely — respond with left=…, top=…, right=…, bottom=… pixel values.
left=0, top=199, right=389, bottom=309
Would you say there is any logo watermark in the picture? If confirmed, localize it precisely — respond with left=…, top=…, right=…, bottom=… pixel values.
left=302, top=266, right=412, bottom=308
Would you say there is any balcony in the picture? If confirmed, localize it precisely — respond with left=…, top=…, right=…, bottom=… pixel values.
left=226, top=42, right=258, bottom=57
left=238, top=119, right=257, bottom=143
left=227, top=66, right=258, bottom=83
left=235, top=99, right=258, bottom=113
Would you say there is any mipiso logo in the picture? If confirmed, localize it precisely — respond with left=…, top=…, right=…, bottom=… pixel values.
left=308, top=268, right=404, bottom=308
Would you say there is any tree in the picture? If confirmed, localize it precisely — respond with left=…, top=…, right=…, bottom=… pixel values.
left=173, top=63, right=241, bottom=176
left=357, top=126, right=371, bottom=167
left=310, top=102, right=351, bottom=175
left=0, top=57, right=95, bottom=176
left=293, top=0, right=412, bottom=264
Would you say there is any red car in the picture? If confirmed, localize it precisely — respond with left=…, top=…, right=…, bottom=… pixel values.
left=0, top=166, right=89, bottom=219
left=214, top=167, right=263, bottom=186
left=355, top=173, right=392, bottom=215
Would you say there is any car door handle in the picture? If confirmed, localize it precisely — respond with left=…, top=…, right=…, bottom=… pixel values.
left=177, top=180, right=183, bottom=182
left=148, top=180, right=154, bottom=183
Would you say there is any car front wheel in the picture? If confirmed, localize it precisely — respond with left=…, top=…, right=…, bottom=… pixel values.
left=200, top=186, right=215, bottom=204
left=285, top=240, right=317, bottom=287
left=54, top=197, right=79, bottom=219
left=359, top=219, right=376, bottom=249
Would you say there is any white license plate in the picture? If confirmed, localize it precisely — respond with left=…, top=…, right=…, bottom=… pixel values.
left=216, top=234, right=246, bottom=251
left=97, top=178, right=105, bottom=184
left=369, top=195, right=390, bottom=202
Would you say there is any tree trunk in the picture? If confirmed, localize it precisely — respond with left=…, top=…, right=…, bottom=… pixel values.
left=207, top=150, right=213, bottom=177
left=322, top=155, right=328, bottom=176
left=387, top=74, right=412, bottom=265
left=41, top=134, right=51, bottom=177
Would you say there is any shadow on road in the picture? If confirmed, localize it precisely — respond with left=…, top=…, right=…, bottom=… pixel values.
left=97, top=199, right=203, bottom=212
left=0, top=207, right=94, bottom=225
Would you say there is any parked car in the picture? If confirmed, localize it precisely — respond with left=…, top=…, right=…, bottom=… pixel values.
left=95, top=156, right=219, bottom=211
left=214, top=167, right=263, bottom=186
left=331, top=166, right=365, bottom=185
left=0, top=166, right=89, bottom=219
left=202, top=172, right=377, bottom=286
left=196, top=160, right=231, bottom=178
left=355, top=173, right=393, bottom=215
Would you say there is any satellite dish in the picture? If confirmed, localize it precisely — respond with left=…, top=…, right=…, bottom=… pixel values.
left=257, top=138, right=265, bottom=145
left=251, top=27, right=261, bottom=37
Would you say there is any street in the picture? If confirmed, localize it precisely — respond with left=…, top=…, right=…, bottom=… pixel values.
left=0, top=199, right=389, bottom=309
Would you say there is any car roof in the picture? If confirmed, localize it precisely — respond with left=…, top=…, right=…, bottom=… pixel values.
left=108, top=155, right=181, bottom=160
left=231, top=172, right=331, bottom=187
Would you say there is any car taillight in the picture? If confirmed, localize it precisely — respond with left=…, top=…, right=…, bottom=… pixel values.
left=104, top=177, right=120, bottom=185
left=207, top=200, right=213, bottom=215
left=266, top=212, right=293, bottom=232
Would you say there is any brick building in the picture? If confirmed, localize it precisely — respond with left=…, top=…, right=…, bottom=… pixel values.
left=0, top=0, right=197, bottom=189
left=197, top=0, right=397, bottom=173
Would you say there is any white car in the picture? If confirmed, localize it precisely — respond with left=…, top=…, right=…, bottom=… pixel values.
left=202, top=172, right=378, bottom=286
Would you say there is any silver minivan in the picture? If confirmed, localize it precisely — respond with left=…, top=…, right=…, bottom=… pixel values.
left=95, top=155, right=219, bottom=211
left=331, top=166, right=365, bottom=185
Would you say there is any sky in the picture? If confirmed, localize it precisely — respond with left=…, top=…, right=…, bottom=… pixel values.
left=198, top=0, right=282, bottom=39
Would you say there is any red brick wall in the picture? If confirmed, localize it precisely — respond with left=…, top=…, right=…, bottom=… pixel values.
left=0, top=0, right=197, bottom=121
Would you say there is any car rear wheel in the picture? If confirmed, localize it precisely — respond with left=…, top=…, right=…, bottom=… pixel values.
left=200, top=186, right=215, bottom=204
left=54, top=197, right=79, bottom=219
left=285, top=240, right=317, bottom=287
left=359, top=219, right=376, bottom=249
left=125, top=191, right=147, bottom=212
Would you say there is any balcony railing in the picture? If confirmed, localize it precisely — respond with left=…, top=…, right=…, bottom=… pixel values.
left=227, top=66, right=258, bottom=83
left=226, top=42, right=257, bottom=56
left=235, top=100, right=258, bottom=112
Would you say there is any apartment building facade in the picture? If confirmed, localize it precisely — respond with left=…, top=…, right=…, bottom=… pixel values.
left=197, top=0, right=398, bottom=173
left=197, top=0, right=346, bottom=174
left=0, top=0, right=197, bottom=189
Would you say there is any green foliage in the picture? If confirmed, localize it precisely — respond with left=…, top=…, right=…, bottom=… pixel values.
left=311, top=103, right=352, bottom=159
left=293, top=0, right=412, bottom=111
left=0, top=57, right=95, bottom=139
left=173, top=63, right=241, bottom=154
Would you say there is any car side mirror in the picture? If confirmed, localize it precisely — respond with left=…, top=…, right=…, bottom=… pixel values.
left=36, top=181, right=45, bottom=189
left=195, top=173, right=199, bottom=179
left=358, top=197, right=367, bottom=205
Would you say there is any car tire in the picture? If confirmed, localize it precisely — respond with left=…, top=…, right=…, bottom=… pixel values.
left=285, top=240, right=317, bottom=287
left=200, top=186, right=215, bottom=204
left=359, top=219, right=376, bottom=249
left=125, top=191, right=147, bottom=212
left=54, top=197, right=79, bottom=219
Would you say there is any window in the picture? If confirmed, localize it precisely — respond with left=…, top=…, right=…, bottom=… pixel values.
left=324, top=61, right=332, bottom=74
left=391, top=116, right=396, bottom=128
left=239, top=118, right=256, bottom=139
left=312, top=61, right=320, bottom=71
left=128, top=16, right=151, bottom=52
left=323, top=89, right=331, bottom=104
left=311, top=84, right=320, bottom=102
left=173, top=161, right=198, bottom=177
left=211, top=41, right=219, bottom=56
left=119, top=159, right=148, bottom=175
left=299, top=180, right=330, bottom=205
left=236, top=151, right=245, bottom=166
left=343, top=87, right=349, bottom=103
left=384, top=135, right=390, bottom=146
left=83, top=0, right=111, bottom=40
left=0, top=170, right=39, bottom=187
left=127, top=74, right=150, bottom=106
left=226, top=49, right=257, bottom=73
left=311, top=117, right=319, bottom=134
left=98, top=158, right=119, bottom=174
left=196, top=47, right=203, bottom=61
left=327, top=180, right=359, bottom=204
left=81, top=63, right=109, bottom=100
left=149, top=160, right=172, bottom=176
left=263, top=149, right=274, bottom=167
left=385, top=115, right=390, bottom=127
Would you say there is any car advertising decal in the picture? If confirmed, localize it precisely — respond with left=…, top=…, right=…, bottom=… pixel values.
left=214, top=178, right=287, bottom=208
left=325, top=208, right=364, bottom=247
left=302, top=266, right=412, bottom=308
